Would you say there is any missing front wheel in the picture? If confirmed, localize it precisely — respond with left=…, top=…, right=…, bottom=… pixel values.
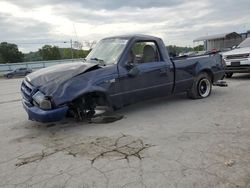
left=69, top=95, right=96, bottom=121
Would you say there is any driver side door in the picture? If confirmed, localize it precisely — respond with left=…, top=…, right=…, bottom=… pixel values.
left=116, top=40, right=174, bottom=106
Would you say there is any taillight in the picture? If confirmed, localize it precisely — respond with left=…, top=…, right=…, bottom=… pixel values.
left=221, top=58, right=226, bottom=67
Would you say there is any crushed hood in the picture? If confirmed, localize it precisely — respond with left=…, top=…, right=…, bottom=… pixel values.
left=26, top=61, right=99, bottom=94
left=222, top=47, right=250, bottom=56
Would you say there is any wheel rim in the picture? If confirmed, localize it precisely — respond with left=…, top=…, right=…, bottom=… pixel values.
left=198, top=78, right=211, bottom=97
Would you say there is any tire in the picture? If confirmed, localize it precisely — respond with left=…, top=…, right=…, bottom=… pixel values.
left=188, top=72, right=212, bottom=99
left=6, top=74, right=13, bottom=79
left=225, top=73, right=233, bottom=78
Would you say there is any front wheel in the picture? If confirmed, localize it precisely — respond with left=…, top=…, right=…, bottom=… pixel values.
left=69, top=96, right=96, bottom=121
left=188, top=73, right=212, bottom=99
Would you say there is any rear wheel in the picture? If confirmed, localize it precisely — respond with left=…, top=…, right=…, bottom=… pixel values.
left=6, top=74, right=13, bottom=79
left=225, top=73, right=233, bottom=78
left=188, top=73, right=212, bottom=99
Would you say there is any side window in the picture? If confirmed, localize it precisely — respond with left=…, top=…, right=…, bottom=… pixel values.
left=131, top=41, right=161, bottom=64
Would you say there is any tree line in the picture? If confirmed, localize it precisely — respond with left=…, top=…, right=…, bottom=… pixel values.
left=0, top=42, right=90, bottom=63
left=0, top=42, right=204, bottom=64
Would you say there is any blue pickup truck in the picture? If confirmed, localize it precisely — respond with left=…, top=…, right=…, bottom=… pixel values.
left=21, top=35, right=226, bottom=122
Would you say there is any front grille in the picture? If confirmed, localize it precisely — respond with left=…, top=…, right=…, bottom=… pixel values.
left=226, top=54, right=249, bottom=60
left=227, top=65, right=250, bottom=68
left=21, top=80, right=36, bottom=106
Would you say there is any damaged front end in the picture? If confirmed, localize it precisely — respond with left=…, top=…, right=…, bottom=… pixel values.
left=21, top=79, right=69, bottom=122
left=20, top=60, right=115, bottom=123
left=20, top=61, right=101, bottom=122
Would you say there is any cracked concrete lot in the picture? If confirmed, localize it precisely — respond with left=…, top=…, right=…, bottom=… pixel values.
left=0, top=74, right=250, bottom=188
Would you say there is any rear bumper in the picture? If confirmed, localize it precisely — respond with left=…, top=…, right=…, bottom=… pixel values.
left=22, top=100, right=68, bottom=123
left=213, top=70, right=225, bottom=81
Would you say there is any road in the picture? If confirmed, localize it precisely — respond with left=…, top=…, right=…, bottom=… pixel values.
left=0, top=75, right=250, bottom=188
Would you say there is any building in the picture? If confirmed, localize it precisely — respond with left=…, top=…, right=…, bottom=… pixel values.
left=193, top=32, right=242, bottom=51
left=240, top=30, right=250, bottom=40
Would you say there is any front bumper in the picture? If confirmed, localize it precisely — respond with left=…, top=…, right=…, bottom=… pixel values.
left=22, top=100, right=68, bottom=123
left=226, top=65, right=250, bottom=73
left=225, top=59, right=250, bottom=73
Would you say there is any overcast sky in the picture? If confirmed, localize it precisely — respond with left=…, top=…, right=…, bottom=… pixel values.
left=0, top=0, right=249, bottom=52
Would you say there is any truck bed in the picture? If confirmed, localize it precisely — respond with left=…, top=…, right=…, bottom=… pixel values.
left=172, top=54, right=224, bottom=93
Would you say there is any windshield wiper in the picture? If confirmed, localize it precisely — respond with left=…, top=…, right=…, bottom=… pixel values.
left=90, top=58, right=106, bottom=66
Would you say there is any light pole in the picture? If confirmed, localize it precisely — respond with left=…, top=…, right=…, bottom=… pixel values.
left=70, top=39, right=73, bottom=59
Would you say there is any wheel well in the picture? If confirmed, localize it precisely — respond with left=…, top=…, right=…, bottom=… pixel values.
left=89, top=92, right=109, bottom=106
left=68, top=91, right=110, bottom=120
left=200, top=69, right=214, bottom=83
left=74, top=92, right=109, bottom=107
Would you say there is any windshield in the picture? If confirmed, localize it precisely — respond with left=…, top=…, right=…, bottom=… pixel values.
left=86, top=38, right=128, bottom=64
left=238, top=38, right=250, bottom=48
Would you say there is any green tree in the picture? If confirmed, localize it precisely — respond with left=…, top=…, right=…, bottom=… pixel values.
left=61, top=48, right=90, bottom=59
left=62, top=48, right=72, bottom=59
left=132, top=43, right=145, bottom=55
left=167, top=45, right=194, bottom=57
left=39, top=45, right=61, bottom=60
left=74, top=49, right=89, bottom=58
left=24, top=51, right=43, bottom=62
left=193, top=45, right=204, bottom=51
left=0, top=42, right=24, bottom=63
left=0, top=53, right=4, bottom=63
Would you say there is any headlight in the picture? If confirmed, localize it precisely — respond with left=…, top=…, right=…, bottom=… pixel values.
left=32, top=91, right=52, bottom=110
left=40, top=98, right=52, bottom=110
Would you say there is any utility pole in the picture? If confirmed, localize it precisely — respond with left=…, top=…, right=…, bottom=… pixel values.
left=70, top=39, right=73, bottom=59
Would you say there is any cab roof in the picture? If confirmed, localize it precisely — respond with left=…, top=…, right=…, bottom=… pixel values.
left=103, top=34, right=161, bottom=41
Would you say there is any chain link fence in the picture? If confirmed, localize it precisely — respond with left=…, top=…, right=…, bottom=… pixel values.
left=0, top=58, right=85, bottom=75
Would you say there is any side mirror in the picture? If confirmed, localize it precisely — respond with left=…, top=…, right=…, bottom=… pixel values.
left=128, top=66, right=140, bottom=77
left=125, top=61, right=134, bottom=69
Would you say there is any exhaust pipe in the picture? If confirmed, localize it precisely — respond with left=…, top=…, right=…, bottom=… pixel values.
left=213, top=80, right=228, bottom=87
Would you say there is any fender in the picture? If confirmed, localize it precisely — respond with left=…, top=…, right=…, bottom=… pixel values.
left=49, top=70, right=117, bottom=107
left=195, top=54, right=222, bottom=82
left=197, top=69, right=214, bottom=82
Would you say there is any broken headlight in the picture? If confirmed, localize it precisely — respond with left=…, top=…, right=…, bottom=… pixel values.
left=32, top=91, right=52, bottom=110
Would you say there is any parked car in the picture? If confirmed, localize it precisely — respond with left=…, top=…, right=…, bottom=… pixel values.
left=222, top=37, right=250, bottom=78
left=4, top=68, right=32, bottom=79
left=21, top=34, right=226, bottom=123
